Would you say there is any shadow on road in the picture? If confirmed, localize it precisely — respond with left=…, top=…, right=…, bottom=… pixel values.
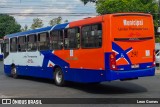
left=0, top=61, right=150, bottom=95
left=65, top=81, right=147, bottom=94
left=10, top=75, right=147, bottom=95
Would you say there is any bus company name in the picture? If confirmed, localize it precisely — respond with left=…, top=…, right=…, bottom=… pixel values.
left=123, top=19, right=143, bottom=26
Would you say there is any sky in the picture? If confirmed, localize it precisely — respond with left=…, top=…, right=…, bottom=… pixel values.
left=0, top=0, right=97, bottom=28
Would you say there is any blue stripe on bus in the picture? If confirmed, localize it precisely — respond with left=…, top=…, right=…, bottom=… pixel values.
left=40, top=50, right=69, bottom=68
left=6, top=23, right=69, bottom=38
left=116, top=63, right=153, bottom=71
left=112, top=42, right=133, bottom=65
left=67, top=67, right=155, bottom=82
left=4, top=65, right=54, bottom=79
left=3, top=52, right=155, bottom=83
left=4, top=64, right=155, bottom=82
left=4, top=64, right=106, bottom=82
left=6, top=26, right=53, bottom=38
left=104, top=52, right=155, bottom=80
left=52, top=23, right=69, bottom=30
left=0, top=54, right=3, bottom=59
left=105, top=67, right=155, bottom=81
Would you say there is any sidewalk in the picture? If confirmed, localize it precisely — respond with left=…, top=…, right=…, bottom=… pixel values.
left=156, top=70, right=160, bottom=74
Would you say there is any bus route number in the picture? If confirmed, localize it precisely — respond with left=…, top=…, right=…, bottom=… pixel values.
left=131, top=51, right=138, bottom=57
left=27, top=59, right=33, bottom=63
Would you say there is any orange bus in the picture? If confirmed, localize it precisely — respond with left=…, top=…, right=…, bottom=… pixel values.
left=3, top=13, right=155, bottom=86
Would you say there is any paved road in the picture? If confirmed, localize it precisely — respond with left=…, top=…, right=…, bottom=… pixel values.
left=0, top=61, right=160, bottom=106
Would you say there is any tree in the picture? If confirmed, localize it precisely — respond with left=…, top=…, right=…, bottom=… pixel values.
left=80, top=0, right=97, bottom=5
left=0, top=14, right=21, bottom=38
left=80, top=0, right=158, bottom=27
left=64, top=20, right=69, bottom=23
left=96, top=0, right=158, bottom=27
left=49, top=16, right=62, bottom=26
left=31, top=18, right=43, bottom=29
left=155, top=36, right=160, bottom=42
left=21, top=24, right=29, bottom=32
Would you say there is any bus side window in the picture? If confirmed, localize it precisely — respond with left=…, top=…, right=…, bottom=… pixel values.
left=10, top=37, right=17, bottom=52
left=0, top=42, right=3, bottom=54
left=38, top=32, right=49, bottom=50
left=64, top=27, right=80, bottom=49
left=18, top=36, right=26, bottom=52
left=82, top=23, right=102, bottom=48
left=50, top=30, right=63, bottom=50
left=92, top=24, right=102, bottom=47
left=27, top=34, right=37, bottom=51
left=82, top=25, right=91, bottom=48
left=3, top=39, right=9, bottom=58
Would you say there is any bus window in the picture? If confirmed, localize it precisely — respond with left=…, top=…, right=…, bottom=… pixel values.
left=18, top=36, right=26, bottom=52
left=64, top=27, right=80, bottom=49
left=3, top=39, right=9, bottom=58
left=10, top=37, right=17, bottom=52
left=82, top=23, right=102, bottom=48
left=38, top=32, right=49, bottom=50
left=0, top=43, right=3, bottom=54
left=50, top=30, right=63, bottom=50
left=27, top=34, right=37, bottom=51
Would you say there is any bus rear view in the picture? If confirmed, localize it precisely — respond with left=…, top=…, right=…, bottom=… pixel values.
left=3, top=13, right=155, bottom=85
left=105, top=13, right=155, bottom=81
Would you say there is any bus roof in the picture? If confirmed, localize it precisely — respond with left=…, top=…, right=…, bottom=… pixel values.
left=5, top=23, right=69, bottom=38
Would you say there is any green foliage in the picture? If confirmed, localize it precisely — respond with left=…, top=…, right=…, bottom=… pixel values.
left=31, top=18, right=44, bottom=30
left=64, top=19, right=69, bottom=23
left=0, top=14, right=21, bottom=38
left=49, top=16, right=62, bottom=26
left=21, top=24, right=29, bottom=32
left=80, top=0, right=158, bottom=27
left=96, top=0, right=158, bottom=27
left=80, top=0, right=97, bottom=5
left=156, top=37, right=160, bottom=43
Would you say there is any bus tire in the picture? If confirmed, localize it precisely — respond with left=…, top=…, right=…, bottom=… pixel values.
left=11, top=66, right=18, bottom=79
left=54, top=67, right=65, bottom=86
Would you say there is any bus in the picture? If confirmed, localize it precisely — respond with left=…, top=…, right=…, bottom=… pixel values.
left=3, top=13, right=155, bottom=86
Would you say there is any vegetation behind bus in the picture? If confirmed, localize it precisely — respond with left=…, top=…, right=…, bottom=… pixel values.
left=81, top=0, right=159, bottom=41
left=0, top=14, right=21, bottom=38
left=81, top=0, right=158, bottom=26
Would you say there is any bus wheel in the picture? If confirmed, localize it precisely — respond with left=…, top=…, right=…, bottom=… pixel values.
left=54, top=67, right=65, bottom=86
left=11, top=66, right=18, bottom=79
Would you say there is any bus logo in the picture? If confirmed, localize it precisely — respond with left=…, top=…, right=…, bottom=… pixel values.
left=2, top=99, right=11, bottom=104
left=112, top=42, right=133, bottom=65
